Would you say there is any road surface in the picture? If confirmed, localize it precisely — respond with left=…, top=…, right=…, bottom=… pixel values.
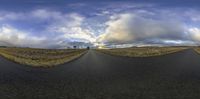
left=1, top=49, right=200, bottom=99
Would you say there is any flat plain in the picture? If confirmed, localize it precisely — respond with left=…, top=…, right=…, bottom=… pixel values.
left=0, top=48, right=87, bottom=67
left=96, top=47, right=187, bottom=57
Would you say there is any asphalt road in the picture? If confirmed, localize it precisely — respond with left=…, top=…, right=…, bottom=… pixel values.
left=1, top=49, right=200, bottom=99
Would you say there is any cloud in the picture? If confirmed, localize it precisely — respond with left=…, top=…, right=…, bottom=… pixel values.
left=45, top=12, right=96, bottom=43
left=31, top=9, right=61, bottom=19
left=188, top=27, right=200, bottom=41
left=0, top=25, right=47, bottom=48
left=0, top=9, right=97, bottom=48
left=0, top=24, right=93, bottom=48
left=0, top=11, right=24, bottom=21
left=97, top=13, right=189, bottom=45
left=184, top=10, right=200, bottom=22
left=1, top=5, right=200, bottom=48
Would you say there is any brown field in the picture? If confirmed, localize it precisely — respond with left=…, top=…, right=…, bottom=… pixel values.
left=194, top=47, right=200, bottom=54
left=0, top=47, right=87, bottom=67
left=96, top=47, right=187, bottom=57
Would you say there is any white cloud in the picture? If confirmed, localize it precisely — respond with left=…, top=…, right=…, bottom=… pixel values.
left=31, top=9, right=59, bottom=19
left=0, top=25, right=47, bottom=47
left=45, top=12, right=96, bottom=43
left=185, top=10, right=200, bottom=22
left=0, top=12, right=24, bottom=21
left=97, top=13, right=187, bottom=45
left=0, top=9, right=97, bottom=48
left=188, top=27, right=200, bottom=41
left=1, top=7, right=200, bottom=48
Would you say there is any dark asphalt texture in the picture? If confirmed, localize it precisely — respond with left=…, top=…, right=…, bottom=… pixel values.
left=1, top=49, right=200, bottom=99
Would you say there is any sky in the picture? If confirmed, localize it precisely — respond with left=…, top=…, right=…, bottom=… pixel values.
left=0, top=0, right=200, bottom=48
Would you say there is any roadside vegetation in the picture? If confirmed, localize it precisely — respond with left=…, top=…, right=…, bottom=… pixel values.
left=194, top=47, right=200, bottom=54
left=0, top=47, right=87, bottom=67
left=97, top=47, right=187, bottom=57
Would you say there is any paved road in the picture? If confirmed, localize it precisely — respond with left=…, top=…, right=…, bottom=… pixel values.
left=1, top=49, right=200, bottom=99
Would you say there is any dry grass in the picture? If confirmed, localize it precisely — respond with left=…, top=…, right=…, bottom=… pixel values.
left=0, top=47, right=87, bottom=67
left=194, top=47, right=200, bottom=54
left=97, top=47, right=187, bottom=57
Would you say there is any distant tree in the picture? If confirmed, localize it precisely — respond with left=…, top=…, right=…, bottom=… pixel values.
left=87, top=46, right=90, bottom=50
left=73, top=46, right=77, bottom=49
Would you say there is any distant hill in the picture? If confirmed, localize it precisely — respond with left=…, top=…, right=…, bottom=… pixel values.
left=0, top=41, right=14, bottom=47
